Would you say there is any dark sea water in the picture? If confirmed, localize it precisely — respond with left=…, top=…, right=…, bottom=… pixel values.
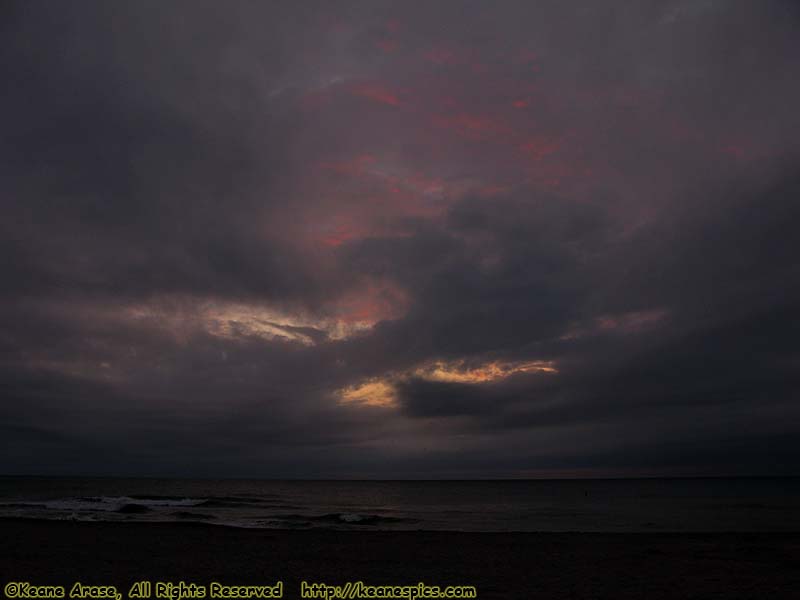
left=1, top=477, right=798, bottom=532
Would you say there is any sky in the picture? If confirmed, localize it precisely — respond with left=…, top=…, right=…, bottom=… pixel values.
left=1, top=0, right=799, bottom=478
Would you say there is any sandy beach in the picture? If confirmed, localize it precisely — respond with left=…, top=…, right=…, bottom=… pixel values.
left=2, top=519, right=799, bottom=599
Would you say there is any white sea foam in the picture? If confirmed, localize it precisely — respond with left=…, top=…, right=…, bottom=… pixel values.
left=35, top=496, right=207, bottom=512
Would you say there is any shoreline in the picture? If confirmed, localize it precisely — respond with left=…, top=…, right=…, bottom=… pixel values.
left=4, top=515, right=800, bottom=534
left=2, top=519, right=799, bottom=599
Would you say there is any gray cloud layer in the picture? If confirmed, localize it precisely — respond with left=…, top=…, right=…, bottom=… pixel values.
left=1, top=0, right=799, bottom=477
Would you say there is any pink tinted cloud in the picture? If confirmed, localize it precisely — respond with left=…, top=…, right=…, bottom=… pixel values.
left=350, top=82, right=403, bottom=107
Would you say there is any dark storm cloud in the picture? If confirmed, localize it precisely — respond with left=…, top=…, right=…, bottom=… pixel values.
left=1, top=0, right=799, bottom=477
left=0, top=1, right=344, bottom=306
left=379, top=167, right=799, bottom=477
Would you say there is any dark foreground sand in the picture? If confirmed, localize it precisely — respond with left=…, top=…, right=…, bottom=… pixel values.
left=2, top=519, right=799, bottom=599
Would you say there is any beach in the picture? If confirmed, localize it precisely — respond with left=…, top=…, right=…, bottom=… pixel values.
left=2, top=519, right=799, bottom=599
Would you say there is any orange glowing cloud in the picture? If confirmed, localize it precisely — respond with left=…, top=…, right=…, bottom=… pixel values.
left=414, top=359, right=557, bottom=383
left=336, top=358, right=557, bottom=409
left=337, top=379, right=398, bottom=408
left=105, top=287, right=412, bottom=349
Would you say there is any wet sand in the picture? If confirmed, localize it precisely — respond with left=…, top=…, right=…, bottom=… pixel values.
left=1, top=519, right=799, bottom=599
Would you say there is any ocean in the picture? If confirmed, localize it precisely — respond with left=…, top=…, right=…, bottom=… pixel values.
left=1, top=477, right=798, bottom=532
